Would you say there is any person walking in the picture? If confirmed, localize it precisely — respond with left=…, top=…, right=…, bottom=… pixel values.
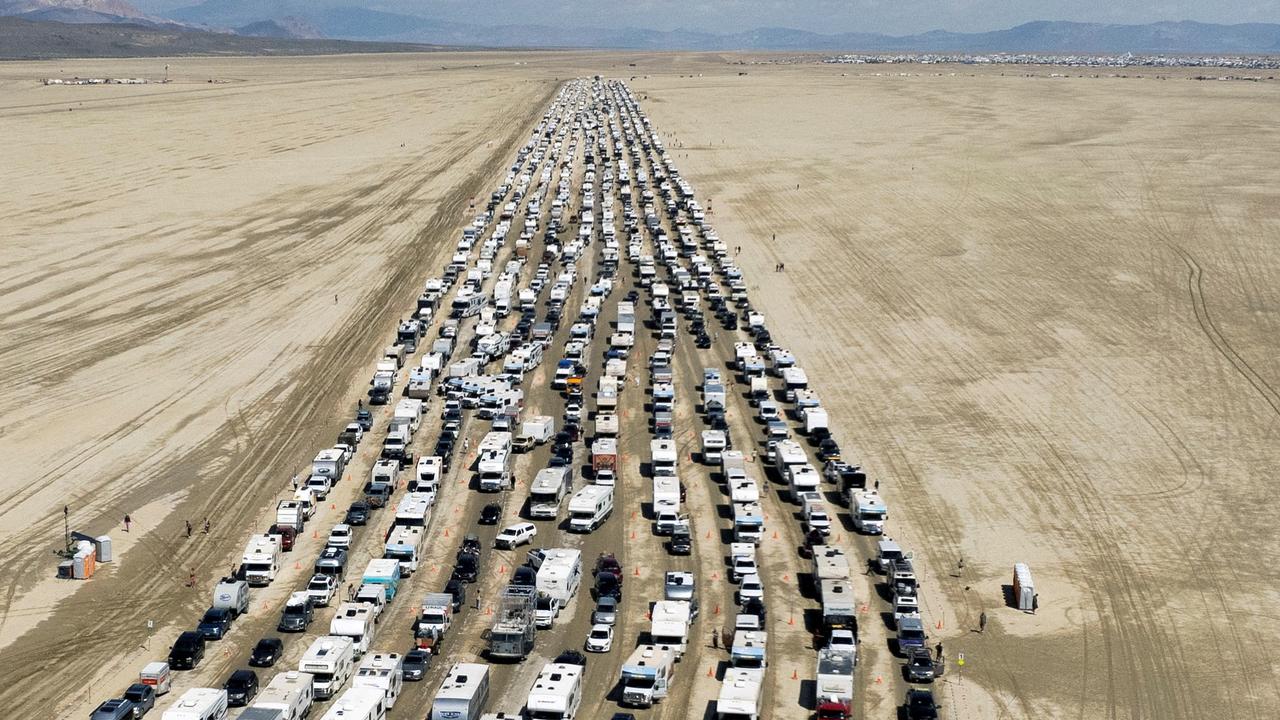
left=291, top=474, right=299, bottom=491
left=202, top=517, right=210, bottom=535
left=979, top=611, right=988, bottom=633
left=185, top=520, right=193, bottom=538
left=936, top=643, right=944, bottom=661
left=123, top=514, right=131, bottom=533
left=186, top=568, right=196, bottom=588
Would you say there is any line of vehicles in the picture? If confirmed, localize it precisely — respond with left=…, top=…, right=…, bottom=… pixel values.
left=92, top=76, right=945, bottom=720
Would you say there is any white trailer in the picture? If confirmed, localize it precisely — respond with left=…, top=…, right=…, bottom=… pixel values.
left=535, top=548, right=583, bottom=615
left=650, top=600, right=692, bottom=660
left=161, top=688, right=228, bottom=720
left=319, top=687, right=387, bottom=720
left=329, top=603, right=375, bottom=658
left=299, top=636, right=355, bottom=700
left=652, top=475, right=680, bottom=516
left=715, top=668, right=763, bottom=720
left=353, top=652, right=404, bottom=709
left=249, top=670, right=314, bottom=720
left=431, top=663, right=490, bottom=720
left=525, top=662, right=583, bottom=720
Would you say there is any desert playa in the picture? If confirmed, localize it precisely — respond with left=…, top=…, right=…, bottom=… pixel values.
left=0, top=51, right=1277, bottom=720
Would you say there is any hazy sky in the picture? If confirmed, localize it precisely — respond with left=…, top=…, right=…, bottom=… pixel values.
left=135, top=0, right=1280, bottom=35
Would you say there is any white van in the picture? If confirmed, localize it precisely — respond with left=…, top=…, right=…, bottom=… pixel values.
left=161, top=688, right=228, bottom=720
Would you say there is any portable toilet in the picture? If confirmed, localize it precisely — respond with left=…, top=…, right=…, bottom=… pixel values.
left=72, top=541, right=96, bottom=579
left=1013, top=563, right=1036, bottom=612
left=95, top=535, right=113, bottom=563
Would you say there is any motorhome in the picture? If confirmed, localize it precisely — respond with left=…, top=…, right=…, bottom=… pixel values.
left=732, top=502, right=764, bottom=544
left=567, top=485, right=613, bottom=533
left=393, top=494, right=432, bottom=529
left=529, top=466, right=573, bottom=519
left=773, top=440, right=808, bottom=477
left=394, top=399, right=423, bottom=433
left=477, top=431, right=514, bottom=491
left=781, top=366, right=809, bottom=402
left=319, top=687, right=386, bottom=720
left=299, top=636, right=354, bottom=700
left=248, top=670, right=313, bottom=720
left=649, top=600, right=692, bottom=660
left=591, top=437, right=618, bottom=484
left=431, top=663, right=490, bottom=720
left=241, top=535, right=282, bottom=587
left=619, top=646, right=674, bottom=708
left=353, top=653, right=404, bottom=709
left=652, top=475, right=680, bottom=518
left=851, top=490, right=888, bottom=534
left=811, top=546, right=851, bottom=586
left=160, top=688, right=228, bottom=720
left=701, top=430, right=727, bottom=465
left=451, top=289, right=488, bottom=319
left=384, top=526, right=424, bottom=574
left=650, top=439, right=677, bottom=477
left=413, top=456, right=444, bottom=495
left=329, top=603, right=375, bottom=658
left=821, top=580, right=858, bottom=632
left=594, top=413, right=619, bottom=437
left=534, top=549, right=582, bottom=627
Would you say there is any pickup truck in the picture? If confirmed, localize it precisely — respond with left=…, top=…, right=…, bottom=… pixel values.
left=363, top=481, right=393, bottom=508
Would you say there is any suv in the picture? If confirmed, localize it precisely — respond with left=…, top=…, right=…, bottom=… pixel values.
left=905, top=689, right=940, bottom=720
left=197, top=607, right=233, bottom=640
left=345, top=501, right=371, bottom=526
left=278, top=592, right=315, bottom=631
left=306, top=574, right=337, bottom=607
left=122, top=684, right=155, bottom=716
left=495, top=523, right=537, bottom=549
left=168, top=631, right=206, bottom=670
left=224, top=669, right=259, bottom=707
left=89, top=699, right=135, bottom=720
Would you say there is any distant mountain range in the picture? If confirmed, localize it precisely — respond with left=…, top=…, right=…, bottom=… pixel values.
left=2, top=0, right=1279, bottom=54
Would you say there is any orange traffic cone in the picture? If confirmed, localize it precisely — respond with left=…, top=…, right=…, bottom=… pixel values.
left=714, top=604, right=720, bottom=615
left=444, top=529, right=450, bottom=537
left=791, top=669, right=798, bottom=680
left=707, top=666, right=714, bottom=677
left=633, top=567, right=640, bottom=576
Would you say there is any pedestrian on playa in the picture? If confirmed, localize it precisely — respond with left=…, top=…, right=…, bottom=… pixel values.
left=186, top=569, right=196, bottom=588
left=936, top=643, right=944, bottom=661
left=202, top=517, right=210, bottom=535
left=979, top=611, right=988, bottom=633
left=185, top=520, right=193, bottom=538
left=874, top=479, right=880, bottom=491
left=291, top=474, right=299, bottom=491
left=123, top=514, right=131, bottom=532
left=712, top=630, right=719, bottom=649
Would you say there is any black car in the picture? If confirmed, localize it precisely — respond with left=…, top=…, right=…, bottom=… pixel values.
left=345, top=501, right=371, bottom=526
left=168, top=631, right=205, bottom=670
left=740, top=596, right=767, bottom=623
left=444, top=577, right=466, bottom=611
left=905, top=689, right=940, bottom=720
left=453, top=552, right=480, bottom=583
left=512, top=565, right=538, bottom=587
left=197, top=607, right=233, bottom=640
left=122, top=683, right=155, bottom=716
left=554, top=649, right=587, bottom=667
left=224, top=669, right=259, bottom=707
left=695, top=333, right=712, bottom=349
left=818, top=438, right=842, bottom=461
left=594, top=571, right=622, bottom=601
left=459, top=534, right=482, bottom=556
left=355, top=408, right=374, bottom=431
left=479, top=503, right=502, bottom=525
left=402, top=648, right=432, bottom=681
left=248, top=637, right=284, bottom=667
left=668, top=531, right=692, bottom=555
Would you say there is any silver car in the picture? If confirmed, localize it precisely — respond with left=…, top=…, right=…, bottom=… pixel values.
left=591, top=596, right=618, bottom=626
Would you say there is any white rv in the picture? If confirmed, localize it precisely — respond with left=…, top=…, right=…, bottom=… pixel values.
left=353, top=652, right=404, bottom=709
left=431, top=663, right=490, bottom=720
left=649, top=600, right=692, bottom=660
left=567, top=485, right=613, bottom=533
left=477, top=431, right=514, bottom=491
left=715, top=668, right=763, bottom=720
left=248, top=671, right=313, bottom=720
left=619, top=646, right=673, bottom=708
left=299, top=636, right=355, bottom=700
left=329, top=604, right=375, bottom=658
left=529, top=466, right=573, bottom=519
left=525, top=662, right=583, bottom=720
left=534, top=548, right=582, bottom=625
left=319, top=687, right=387, bottom=720
left=650, top=439, right=677, bottom=477
left=241, top=534, right=281, bottom=587
left=161, top=688, right=228, bottom=720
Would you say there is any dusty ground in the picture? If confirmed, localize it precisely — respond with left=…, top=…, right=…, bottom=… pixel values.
left=635, top=64, right=1280, bottom=719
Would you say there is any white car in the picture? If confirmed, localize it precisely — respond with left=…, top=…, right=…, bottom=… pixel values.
left=326, top=524, right=352, bottom=548
left=730, top=555, right=759, bottom=583
left=495, top=522, right=538, bottom=549
left=306, top=574, right=336, bottom=607
left=828, top=629, right=856, bottom=654
left=585, top=624, right=614, bottom=653
left=738, top=574, right=765, bottom=603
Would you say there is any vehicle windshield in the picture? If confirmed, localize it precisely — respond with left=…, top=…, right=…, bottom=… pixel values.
left=312, top=672, right=333, bottom=684
left=385, top=549, right=414, bottom=561
left=591, top=629, right=609, bottom=639
left=624, top=676, right=655, bottom=689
